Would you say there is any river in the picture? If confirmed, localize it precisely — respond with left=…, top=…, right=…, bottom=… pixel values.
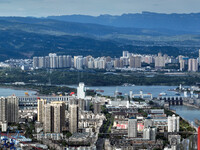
left=0, top=85, right=199, bottom=126
left=0, top=87, right=36, bottom=97
left=85, top=85, right=179, bottom=97
left=170, top=105, right=200, bottom=127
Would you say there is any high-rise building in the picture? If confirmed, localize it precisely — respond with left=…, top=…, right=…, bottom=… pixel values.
left=168, top=114, right=180, bottom=132
left=179, top=60, right=185, bottom=71
left=50, top=101, right=66, bottom=133
left=114, top=58, right=120, bottom=68
left=123, top=51, right=129, bottom=58
left=7, top=96, right=19, bottom=123
left=88, top=60, right=94, bottom=69
left=93, top=102, right=102, bottom=114
left=44, top=56, right=50, bottom=68
left=78, top=99, right=85, bottom=111
left=143, top=127, right=156, bottom=140
left=37, top=99, right=47, bottom=122
left=129, top=56, right=141, bottom=68
left=69, top=99, right=79, bottom=134
left=155, top=53, right=165, bottom=68
left=43, top=101, right=66, bottom=133
left=58, top=56, right=64, bottom=68
left=77, top=82, right=85, bottom=99
left=188, top=58, right=198, bottom=72
left=49, top=53, right=58, bottom=69
left=0, top=97, right=7, bottom=122
left=38, top=57, right=45, bottom=68
left=0, top=96, right=19, bottom=123
left=42, top=104, right=53, bottom=133
left=43, top=103, right=52, bottom=133
left=33, top=57, right=39, bottom=69
left=128, top=117, right=137, bottom=138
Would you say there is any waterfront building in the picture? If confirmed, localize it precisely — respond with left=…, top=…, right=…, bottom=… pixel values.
left=168, top=114, right=180, bottom=132
left=77, top=82, right=85, bottom=99
left=128, top=117, right=137, bottom=138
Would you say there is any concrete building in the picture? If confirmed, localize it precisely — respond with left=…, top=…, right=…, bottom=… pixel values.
left=51, top=101, right=66, bottom=133
left=58, top=56, right=64, bottom=68
left=43, top=101, right=66, bottom=133
left=168, top=114, right=180, bottom=132
left=7, top=96, right=19, bottom=123
left=144, top=117, right=153, bottom=128
left=69, top=99, right=79, bottom=134
left=37, top=99, right=47, bottom=122
left=188, top=58, right=198, bottom=72
left=129, top=56, right=141, bottom=68
left=38, top=57, right=45, bottom=68
left=0, top=96, right=19, bottom=123
left=114, top=58, right=120, bottom=68
left=49, top=53, right=58, bottom=69
left=93, top=102, right=102, bottom=115
left=143, top=127, right=156, bottom=140
left=43, top=103, right=51, bottom=133
left=33, top=57, right=39, bottom=69
left=128, top=117, right=137, bottom=138
left=179, top=59, right=185, bottom=71
left=155, top=53, right=165, bottom=69
left=123, top=51, right=129, bottom=58
left=0, top=97, right=7, bottom=122
left=77, top=82, right=85, bottom=99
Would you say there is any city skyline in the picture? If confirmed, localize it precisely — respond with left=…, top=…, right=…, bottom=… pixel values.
left=0, top=0, right=199, bottom=17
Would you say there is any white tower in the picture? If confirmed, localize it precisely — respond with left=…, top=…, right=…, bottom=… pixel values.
left=77, top=82, right=86, bottom=99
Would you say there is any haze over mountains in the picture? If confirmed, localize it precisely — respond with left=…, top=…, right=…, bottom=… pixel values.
left=47, top=12, right=200, bottom=33
left=0, top=12, right=199, bottom=61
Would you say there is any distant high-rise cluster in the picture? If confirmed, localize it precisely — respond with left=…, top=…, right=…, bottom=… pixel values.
left=33, top=51, right=143, bottom=70
left=33, top=53, right=72, bottom=69
left=31, top=49, right=200, bottom=72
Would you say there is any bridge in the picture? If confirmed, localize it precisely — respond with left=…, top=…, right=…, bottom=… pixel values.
left=158, top=96, right=183, bottom=105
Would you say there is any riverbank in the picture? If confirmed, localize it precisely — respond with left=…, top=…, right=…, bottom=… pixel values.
left=168, top=108, right=197, bottom=132
left=183, top=102, right=200, bottom=109
left=0, top=84, right=77, bottom=96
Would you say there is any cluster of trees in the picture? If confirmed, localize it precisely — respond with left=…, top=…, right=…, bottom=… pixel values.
left=1, top=68, right=200, bottom=87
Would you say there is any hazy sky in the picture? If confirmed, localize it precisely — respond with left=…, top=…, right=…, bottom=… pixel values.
left=0, top=0, right=199, bottom=17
